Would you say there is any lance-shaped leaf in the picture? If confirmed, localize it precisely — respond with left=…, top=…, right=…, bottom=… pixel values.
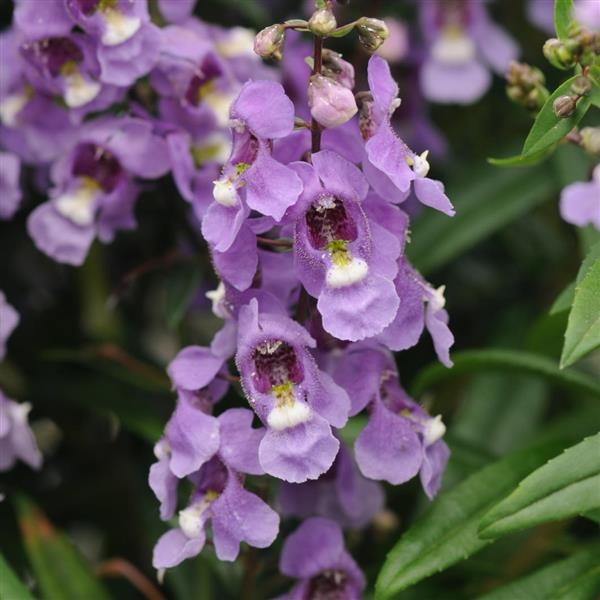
left=411, top=349, right=600, bottom=400
left=554, top=0, right=573, bottom=40
left=560, top=259, right=600, bottom=368
left=521, top=76, right=592, bottom=157
left=479, top=542, right=600, bottom=599
left=479, top=433, right=600, bottom=539
left=0, top=553, right=36, bottom=600
left=374, top=442, right=563, bottom=599
left=15, top=495, right=110, bottom=600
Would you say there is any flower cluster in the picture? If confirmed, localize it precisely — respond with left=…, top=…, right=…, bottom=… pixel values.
left=144, top=9, right=455, bottom=592
left=1, top=0, right=456, bottom=593
left=1, top=0, right=272, bottom=263
left=0, top=291, right=42, bottom=473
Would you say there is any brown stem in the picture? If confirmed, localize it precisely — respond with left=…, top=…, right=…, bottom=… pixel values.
left=256, top=236, right=293, bottom=249
left=311, top=35, right=324, bottom=154
left=96, top=558, right=166, bottom=600
left=218, top=372, right=241, bottom=384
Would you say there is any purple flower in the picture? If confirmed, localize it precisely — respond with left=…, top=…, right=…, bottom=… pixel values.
left=152, top=26, right=236, bottom=127
left=236, top=299, right=350, bottom=483
left=279, top=517, right=365, bottom=599
left=289, top=150, right=404, bottom=341
left=363, top=55, right=455, bottom=216
left=419, top=0, right=518, bottom=104
left=65, top=0, right=147, bottom=47
left=0, top=152, right=22, bottom=220
left=559, top=165, right=600, bottom=230
left=378, top=257, right=454, bottom=367
left=19, top=34, right=120, bottom=110
left=152, top=409, right=279, bottom=568
left=202, top=80, right=302, bottom=290
left=333, top=344, right=449, bottom=498
left=278, top=441, right=384, bottom=528
left=27, top=117, right=169, bottom=265
left=0, top=391, right=42, bottom=472
left=156, top=346, right=229, bottom=480
left=0, top=292, right=19, bottom=361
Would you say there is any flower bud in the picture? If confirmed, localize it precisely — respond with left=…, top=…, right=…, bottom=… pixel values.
left=570, top=75, right=592, bottom=96
left=580, top=127, right=600, bottom=156
left=321, top=49, right=355, bottom=89
left=553, top=95, right=577, bottom=118
left=308, top=8, right=337, bottom=36
left=356, top=17, right=389, bottom=52
left=543, top=38, right=574, bottom=69
left=308, top=74, right=358, bottom=128
left=254, top=24, right=285, bottom=61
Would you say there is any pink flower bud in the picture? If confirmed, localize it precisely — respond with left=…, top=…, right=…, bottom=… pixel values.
left=322, top=49, right=355, bottom=89
left=254, top=24, right=285, bottom=60
left=308, top=74, right=358, bottom=128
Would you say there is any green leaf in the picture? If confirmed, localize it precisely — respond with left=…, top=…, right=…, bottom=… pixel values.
left=164, top=263, right=202, bottom=329
left=522, top=76, right=591, bottom=156
left=550, top=283, right=576, bottom=314
left=0, top=554, right=36, bottom=600
left=550, top=241, right=600, bottom=315
left=560, top=260, right=600, bottom=367
left=15, top=495, right=110, bottom=600
left=479, top=542, right=600, bottom=599
left=374, top=442, right=564, bottom=599
left=479, top=433, right=600, bottom=539
left=411, top=349, right=600, bottom=399
left=408, top=165, right=555, bottom=275
left=488, top=146, right=555, bottom=168
left=554, top=0, right=574, bottom=40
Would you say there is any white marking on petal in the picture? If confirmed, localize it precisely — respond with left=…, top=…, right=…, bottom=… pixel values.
left=423, top=414, right=446, bottom=447
left=593, top=164, right=600, bottom=186
left=204, top=91, right=236, bottom=127
left=412, top=150, right=430, bottom=178
left=431, top=28, right=476, bottom=65
left=212, top=178, right=238, bottom=207
left=267, top=401, right=311, bottom=431
left=8, top=401, right=32, bottom=424
left=0, top=91, right=29, bottom=126
left=64, top=71, right=101, bottom=108
left=216, top=27, right=256, bottom=58
left=55, top=180, right=99, bottom=226
left=326, top=258, right=368, bottom=288
left=153, top=439, right=171, bottom=460
left=428, top=285, right=446, bottom=311
left=178, top=500, right=209, bottom=538
left=101, top=10, right=141, bottom=46
left=205, top=281, right=230, bottom=318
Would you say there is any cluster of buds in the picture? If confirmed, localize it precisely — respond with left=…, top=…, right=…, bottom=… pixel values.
left=543, top=23, right=600, bottom=70
left=553, top=72, right=593, bottom=118
left=254, top=5, right=388, bottom=63
left=506, top=61, right=549, bottom=113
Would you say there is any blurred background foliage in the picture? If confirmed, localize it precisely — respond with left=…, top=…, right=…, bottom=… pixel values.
left=1, top=1, right=599, bottom=599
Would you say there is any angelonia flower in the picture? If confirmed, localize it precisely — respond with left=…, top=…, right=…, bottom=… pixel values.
left=2, top=0, right=457, bottom=590
left=143, top=19, right=455, bottom=581
left=559, top=165, right=600, bottom=230
left=0, top=292, right=42, bottom=473
left=419, top=0, right=519, bottom=104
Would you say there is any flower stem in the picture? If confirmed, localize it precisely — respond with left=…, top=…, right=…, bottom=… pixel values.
left=311, top=35, right=324, bottom=154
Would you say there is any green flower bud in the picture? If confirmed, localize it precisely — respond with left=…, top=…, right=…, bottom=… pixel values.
left=356, top=17, right=389, bottom=52
left=570, top=75, right=592, bottom=96
left=308, top=8, right=337, bottom=36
